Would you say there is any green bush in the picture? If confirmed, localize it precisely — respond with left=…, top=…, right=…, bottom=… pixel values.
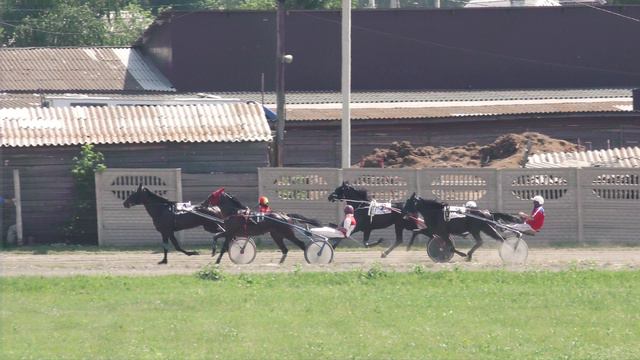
left=63, top=144, right=106, bottom=244
left=196, top=263, right=225, bottom=281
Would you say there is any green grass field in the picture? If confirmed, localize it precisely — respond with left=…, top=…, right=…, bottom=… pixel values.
left=2, top=268, right=640, bottom=360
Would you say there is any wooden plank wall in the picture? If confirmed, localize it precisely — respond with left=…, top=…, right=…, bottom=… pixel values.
left=285, top=116, right=640, bottom=168
left=1, top=142, right=269, bottom=244
left=1, top=168, right=16, bottom=244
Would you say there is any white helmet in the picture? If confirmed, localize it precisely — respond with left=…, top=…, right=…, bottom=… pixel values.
left=531, top=195, right=544, bottom=205
left=465, top=201, right=477, bottom=208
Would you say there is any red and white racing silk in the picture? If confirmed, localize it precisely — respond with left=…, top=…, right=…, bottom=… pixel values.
left=339, top=213, right=357, bottom=237
left=526, top=206, right=545, bottom=231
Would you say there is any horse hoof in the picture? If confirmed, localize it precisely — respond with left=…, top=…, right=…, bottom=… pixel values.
left=158, top=260, right=168, bottom=265
left=381, top=252, right=387, bottom=258
left=465, top=256, right=472, bottom=262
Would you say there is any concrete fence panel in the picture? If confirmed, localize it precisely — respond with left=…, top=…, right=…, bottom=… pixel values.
left=96, top=168, right=181, bottom=246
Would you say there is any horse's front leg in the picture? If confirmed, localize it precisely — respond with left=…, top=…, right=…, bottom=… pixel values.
left=169, top=233, right=199, bottom=256
left=363, top=229, right=384, bottom=247
left=211, top=231, right=226, bottom=257
left=159, top=234, right=169, bottom=264
left=381, top=224, right=404, bottom=258
left=407, top=228, right=428, bottom=251
left=216, top=235, right=232, bottom=264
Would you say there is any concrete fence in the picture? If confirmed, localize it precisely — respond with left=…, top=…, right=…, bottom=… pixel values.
left=259, top=167, right=640, bottom=245
left=95, top=167, right=639, bottom=246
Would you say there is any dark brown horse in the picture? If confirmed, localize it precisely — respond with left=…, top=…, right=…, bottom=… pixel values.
left=402, top=193, right=521, bottom=261
left=204, top=188, right=320, bottom=264
left=123, top=184, right=225, bottom=264
left=327, top=182, right=419, bottom=257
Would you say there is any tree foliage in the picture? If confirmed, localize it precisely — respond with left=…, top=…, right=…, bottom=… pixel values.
left=63, top=144, right=107, bottom=245
left=2, top=0, right=153, bottom=46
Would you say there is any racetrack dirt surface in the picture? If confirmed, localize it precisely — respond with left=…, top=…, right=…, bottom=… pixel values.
left=2, top=247, right=640, bottom=277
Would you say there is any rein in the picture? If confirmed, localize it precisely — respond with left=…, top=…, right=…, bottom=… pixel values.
left=336, top=198, right=425, bottom=225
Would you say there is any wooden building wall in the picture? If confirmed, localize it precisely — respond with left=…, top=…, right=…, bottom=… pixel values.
left=283, top=114, right=640, bottom=167
left=142, top=7, right=640, bottom=92
left=1, top=142, right=269, bottom=244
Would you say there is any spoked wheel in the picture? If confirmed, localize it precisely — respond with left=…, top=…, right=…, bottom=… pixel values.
left=228, top=237, right=257, bottom=265
left=499, top=236, right=529, bottom=265
left=427, top=236, right=454, bottom=263
left=304, top=241, right=334, bottom=264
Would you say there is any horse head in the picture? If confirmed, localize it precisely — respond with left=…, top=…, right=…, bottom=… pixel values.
left=402, top=192, right=419, bottom=214
left=205, top=188, right=248, bottom=217
left=123, top=184, right=144, bottom=208
left=328, top=181, right=368, bottom=202
left=205, top=188, right=225, bottom=207
left=328, top=181, right=348, bottom=202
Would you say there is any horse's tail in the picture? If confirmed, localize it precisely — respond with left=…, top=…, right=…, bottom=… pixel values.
left=492, top=212, right=521, bottom=224
left=287, top=213, right=322, bottom=227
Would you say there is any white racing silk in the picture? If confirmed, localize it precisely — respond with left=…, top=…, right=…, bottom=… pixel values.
left=175, top=202, right=193, bottom=212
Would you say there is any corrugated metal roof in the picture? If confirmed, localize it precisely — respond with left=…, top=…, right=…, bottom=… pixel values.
left=527, top=147, right=640, bottom=168
left=1, top=89, right=633, bottom=108
left=0, top=92, right=238, bottom=108
left=0, top=93, right=44, bottom=108
left=0, top=103, right=271, bottom=147
left=0, top=47, right=174, bottom=92
left=284, top=98, right=633, bottom=121
left=222, top=88, right=633, bottom=105
left=1, top=91, right=633, bottom=122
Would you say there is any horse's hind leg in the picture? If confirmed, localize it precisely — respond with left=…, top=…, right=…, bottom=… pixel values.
left=169, top=233, right=199, bottom=256
left=381, top=224, right=404, bottom=258
left=466, top=232, right=484, bottom=262
left=270, top=232, right=289, bottom=264
left=448, top=236, right=467, bottom=258
left=465, top=224, right=503, bottom=261
left=284, top=230, right=306, bottom=252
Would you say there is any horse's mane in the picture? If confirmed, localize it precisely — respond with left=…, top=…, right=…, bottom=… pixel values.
left=287, top=213, right=322, bottom=227
left=345, top=184, right=370, bottom=201
left=492, top=212, right=521, bottom=224
left=220, top=191, right=247, bottom=210
left=417, top=197, right=447, bottom=209
left=142, top=187, right=174, bottom=204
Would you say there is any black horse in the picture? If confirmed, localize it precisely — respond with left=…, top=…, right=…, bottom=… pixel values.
left=327, top=182, right=418, bottom=257
left=204, top=189, right=320, bottom=264
left=402, top=193, right=521, bottom=261
left=123, top=184, right=225, bottom=264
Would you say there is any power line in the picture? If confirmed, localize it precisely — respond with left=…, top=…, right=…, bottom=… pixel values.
left=577, top=2, right=640, bottom=23
left=1, top=1, right=212, bottom=12
left=300, top=11, right=640, bottom=77
left=0, top=19, right=149, bottom=36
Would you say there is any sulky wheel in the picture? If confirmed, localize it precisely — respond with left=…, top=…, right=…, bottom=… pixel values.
left=499, top=236, right=529, bottom=265
left=228, top=237, right=257, bottom=265
left=304, top=241, right=334, bottom=264
left=427, top=236, right=454, bottom=263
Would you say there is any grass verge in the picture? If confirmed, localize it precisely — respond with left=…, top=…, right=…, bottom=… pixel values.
left=2, top=269, right=640, bottom=359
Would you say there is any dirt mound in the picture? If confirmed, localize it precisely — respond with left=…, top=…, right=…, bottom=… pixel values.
left=357, top=132, right=583, bottom=169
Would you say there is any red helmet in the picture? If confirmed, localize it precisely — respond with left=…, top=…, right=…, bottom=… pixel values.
left=344, top=205, right=354, bottom=214
left=259, top=196, right=269, bottom=206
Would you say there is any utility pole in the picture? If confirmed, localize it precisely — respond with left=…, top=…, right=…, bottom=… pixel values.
left=341, top=0, right=351, bottom=169
left=275, top=0, right=286, bottom=167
